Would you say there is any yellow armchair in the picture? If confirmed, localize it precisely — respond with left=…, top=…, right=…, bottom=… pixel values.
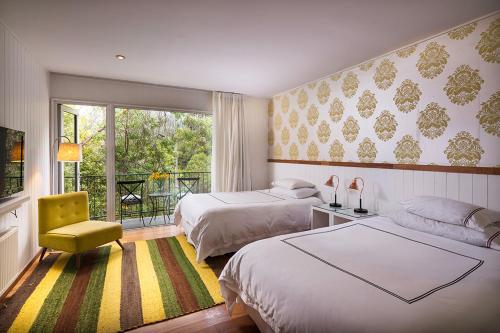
left=38, top=191, right=123, bottom=268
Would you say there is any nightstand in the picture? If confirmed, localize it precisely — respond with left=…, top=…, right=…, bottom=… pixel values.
left=311, top=204, right=378, bottom=229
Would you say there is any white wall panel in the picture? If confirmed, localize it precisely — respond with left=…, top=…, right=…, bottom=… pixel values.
left=269, top=163, right=498, bottom=212
left=487, top=175, right=500, bottom=210
left=0, top=21, right=50, bottom=272
left=472, top=174, right=488, bottom=207
left=459, top=174, right=473, bottom=204
left=446, top=173, right=459, bottom=200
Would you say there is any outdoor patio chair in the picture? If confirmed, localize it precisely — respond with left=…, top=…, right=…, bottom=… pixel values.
left=117, top=179, right=145, bottom=226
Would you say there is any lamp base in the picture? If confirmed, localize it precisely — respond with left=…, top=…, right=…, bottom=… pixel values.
left=329, top=202, right=342, bottom=208
left=354, top=207, right=368, bottom=214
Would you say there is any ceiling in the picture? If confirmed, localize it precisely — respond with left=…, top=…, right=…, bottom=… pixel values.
left=0, top=1, right=498, bottom=97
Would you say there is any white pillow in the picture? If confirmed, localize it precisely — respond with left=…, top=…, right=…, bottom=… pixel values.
left=400, top=196, right=500, bottom=231
left=387, top=209, right=500, bottom=250
left=270, top=186, right=319, bottom=199
left=270, top=178, right=315, bottom=190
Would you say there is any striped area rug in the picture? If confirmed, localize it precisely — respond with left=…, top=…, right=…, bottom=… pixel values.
left=0, top=235, right=224, bottom=332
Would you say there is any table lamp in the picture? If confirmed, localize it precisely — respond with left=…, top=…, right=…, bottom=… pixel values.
left=325, top=175, right=341, bottom=208
left=349, top=177, right=368, bottom=213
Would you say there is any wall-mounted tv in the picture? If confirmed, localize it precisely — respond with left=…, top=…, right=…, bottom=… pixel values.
left=0, top=126, right=25, bottom=202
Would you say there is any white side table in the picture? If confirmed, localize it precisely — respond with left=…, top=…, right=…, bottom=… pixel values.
left=311, top=204, right=377, bottom=229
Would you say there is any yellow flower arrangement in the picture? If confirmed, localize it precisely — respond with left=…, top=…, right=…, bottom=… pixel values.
left=149, top=172, right=170, bottom=181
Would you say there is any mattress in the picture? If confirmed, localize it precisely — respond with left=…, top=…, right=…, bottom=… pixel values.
left=174, top=190, right=323, bottom=262
left=219, top=216, right=500, bottom=333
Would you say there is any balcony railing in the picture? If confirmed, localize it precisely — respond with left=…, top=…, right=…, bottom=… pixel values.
left=64, top=171, right=211, bottom=221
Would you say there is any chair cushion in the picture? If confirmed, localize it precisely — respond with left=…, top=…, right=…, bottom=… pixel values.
left=121, top=194, right=142, bottom=204
left=39, top=221, right=123, bottom=253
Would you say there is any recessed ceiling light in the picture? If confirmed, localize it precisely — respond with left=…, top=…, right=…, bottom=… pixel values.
left=115, top=54, right=126, bottom=60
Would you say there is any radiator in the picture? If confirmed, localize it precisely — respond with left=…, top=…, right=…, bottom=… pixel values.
left=0, top=227, right=19, bottom=296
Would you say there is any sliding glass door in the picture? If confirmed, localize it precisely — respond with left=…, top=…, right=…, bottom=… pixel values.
left=114, top=107, right=212, bottom=228
left=54, top=102, right=212, bottom=227
left=58, top=103, right=108, bottom=220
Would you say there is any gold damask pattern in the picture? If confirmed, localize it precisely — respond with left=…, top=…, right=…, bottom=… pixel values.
left=307, top=142, right=319, bottom=160
left=476, top=91, right=500, bottom=137
left=342, top=116, right=360, bottom=143
left=444, top=131, right=484, bottom=166
left=317, top=120, right=331, bottom=143
left=270, top=15, right=498, bottom=167
left=357, top=138, right=377, bottom=162
left=357, top=90, right=377, bottom=118
left=273, top=145, right=282, bottom=159
left=444, top=65, right=483, bottom=105
left=374, top=59, right=397, bottom=90
left=298, top=89, right=308, bottom=109
left=289, top=143, right=299, bottom=160
left=289, top=110, right=299, bottom=128
left=417, top=42, right=449, bottom=79
left=394, top=135, right=422, bottom=164
left=448, top=22, right=477, bottom=40
left=359, top=61, right=374, bottom=71
left=307, top=82, right=317, bottom=89
left=394, top=79, right=422, bottom=113
left=330, top=73, right=342, bottom=81
left=268, top=101, right=274, bottom=117
left=475, top=17, right=500, bottom=63
left=281, top=127, right=290, bottom=145
left=307, top=105, right=319, bottom=126
left=268, top=130, right=274, bottom=145
left=342, top=72, right=359, bottom=98
left=396, top=45, right=417, bottom=58
left=417, top=102, right=450, bottom=139
left=298, top=124, right=309, bottom=144
left=329, top=98, right=344, bottom=122
left=274, top=113, right=282, bottom=130
left=317, top=81, right=331, bottom=105
left=374, top=110, right=398, bottom=141
left=329, top=139, right=345, bottom=162
left=281, top=95, right=289, bottom=113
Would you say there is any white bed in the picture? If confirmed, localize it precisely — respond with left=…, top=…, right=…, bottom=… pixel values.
left=174, top=190, right=323, bottom=262
left=219, top=216, right=500, bottom=333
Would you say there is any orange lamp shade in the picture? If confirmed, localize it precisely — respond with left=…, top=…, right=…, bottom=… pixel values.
left=10, top=142, right=24, bottom=162
left=348, top=178, right=359, bottom=190
left=57, top=142, right=82, bottom=162
left=324, top=176, right=334, bottom=187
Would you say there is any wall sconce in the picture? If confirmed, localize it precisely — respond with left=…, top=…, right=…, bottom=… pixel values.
left=349, top=177, right=368, bottom=213
left=325, top=175, right=341, bottom=208
left=53, top=136, right=82, bottom=162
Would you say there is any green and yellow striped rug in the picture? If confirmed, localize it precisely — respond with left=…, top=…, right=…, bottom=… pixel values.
left=0, top=235, right=224, bottom=332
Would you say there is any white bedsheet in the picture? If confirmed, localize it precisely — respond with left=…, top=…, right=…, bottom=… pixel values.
left=174, top=190, right=323, bottom=262
left=219, top=217, right=500, bottom=333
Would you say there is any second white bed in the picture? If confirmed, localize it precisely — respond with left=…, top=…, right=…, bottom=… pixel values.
left=219, top=217, right=500, bottom=333
left=174, top=190, right=322, bottom=262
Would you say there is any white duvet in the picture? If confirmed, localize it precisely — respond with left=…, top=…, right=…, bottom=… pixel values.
left=174, top=190, right=323, bottom=262
left=219, top=217, right=500, bottom=333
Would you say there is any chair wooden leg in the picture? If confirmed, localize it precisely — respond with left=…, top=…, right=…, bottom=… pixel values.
left=39, top=248, right=47, bottom=263
left=116, top=239, right=124, bottom=250
left=75, top=254, right=81, bottom=269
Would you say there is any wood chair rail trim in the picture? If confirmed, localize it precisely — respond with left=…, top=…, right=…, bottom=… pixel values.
left=267, top=159, right=500, bottom=175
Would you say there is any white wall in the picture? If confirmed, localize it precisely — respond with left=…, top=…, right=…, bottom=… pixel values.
left=50, top=73, right=212, bottom=112
left=0, top=21, right=50, bottom=269
left=245, top=97, right=270, bottom=189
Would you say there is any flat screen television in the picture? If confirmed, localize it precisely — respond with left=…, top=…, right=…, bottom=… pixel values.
left=0, top=126, right=25, bottom=202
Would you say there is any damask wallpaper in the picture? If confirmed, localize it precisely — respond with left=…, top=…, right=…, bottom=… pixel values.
left=268, top=14, right=499, bottom=167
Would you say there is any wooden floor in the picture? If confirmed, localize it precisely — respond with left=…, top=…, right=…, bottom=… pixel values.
left=5, top=225, right=260, bottom=333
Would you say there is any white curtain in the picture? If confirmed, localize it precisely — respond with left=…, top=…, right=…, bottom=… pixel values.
left=212, top=92, right=252, bottom=192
